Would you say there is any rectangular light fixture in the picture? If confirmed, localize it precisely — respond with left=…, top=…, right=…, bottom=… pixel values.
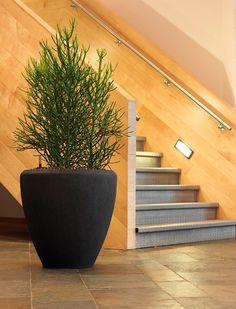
left=174, top=139, right=193, bottom=159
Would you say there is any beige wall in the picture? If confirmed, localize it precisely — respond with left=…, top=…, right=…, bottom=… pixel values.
left=95, top=0, right=236, bottom=106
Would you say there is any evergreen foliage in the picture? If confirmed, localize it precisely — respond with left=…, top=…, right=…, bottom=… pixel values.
left=14, top=21, right=127, bottom=169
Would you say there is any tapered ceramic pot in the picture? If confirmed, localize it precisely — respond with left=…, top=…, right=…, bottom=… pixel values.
left=20, top=168, right=117, bottom=268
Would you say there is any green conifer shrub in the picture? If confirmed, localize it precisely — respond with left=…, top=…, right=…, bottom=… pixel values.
left=13, top=21, right=127, bottom=169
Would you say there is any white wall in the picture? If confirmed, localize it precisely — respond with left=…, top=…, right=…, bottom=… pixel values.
left=97, top=0, right=236, bottom=106
left=142, top=0, right=236, bottom=106
left=221, top=0, right=236, bottom=104
left=142, top=0, right=223, bottom=59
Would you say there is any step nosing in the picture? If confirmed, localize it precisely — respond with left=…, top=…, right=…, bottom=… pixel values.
left=137, top=202, right=219, bottom=206
left=136, top=136, right=146, bottom=141
left=136, top=151, right=163, bottom=158
left=136, top=220, right=236, bottom=233
left=136, top=168, right=181, bottom=173
left=136, top=202, right=219, bottom=210
left=136, top=185, right=200, bottom=191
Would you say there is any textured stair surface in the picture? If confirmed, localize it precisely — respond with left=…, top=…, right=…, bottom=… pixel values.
left=136, top=167, right=181, bottom=185
left=136, top=185, right=200, bottom=204
left=136, top=151, right=163, bottom=167
left=135, top=136, right=236, bottom=248
left=136, top=202, right=219, bottom=225
left=136, top=220, right=236, bottom=248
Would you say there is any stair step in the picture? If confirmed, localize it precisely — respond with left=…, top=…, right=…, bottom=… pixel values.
left=136, top=151, right=163, bottom=157
left=136, top=220, right=236, bottom=248
left=136, top=185, right=199, bottom=204
left=136, top=202, right=219, bottom=210
left=136, top=136, right=146, bottom=141
left=136, top=168, right=181, bottom=185
left=136, top=219, right=236, bottom=232
left=136, top=151, right=163, bottom=167
left=136, top=136, right=146, bottom=151
left=136, top=202, right=219, bottom=225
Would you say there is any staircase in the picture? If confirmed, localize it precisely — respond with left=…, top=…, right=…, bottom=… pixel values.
left=136, top=136, right=236, bottom=248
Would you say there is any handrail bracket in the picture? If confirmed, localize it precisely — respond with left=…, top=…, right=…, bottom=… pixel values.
left=164, top=79, right=171, bottom=87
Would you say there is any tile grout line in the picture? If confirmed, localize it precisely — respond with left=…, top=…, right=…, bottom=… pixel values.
left=159, top=250, right=220, bottom=302
left=78, top=271, right=100, bottom=309
left=179, top=251, right=217, bottom=298
left=134, top=256, right=199, bottom=303
left=124, top=258, right=178, bottom=302
left=29, top=241, right=33, bottom=309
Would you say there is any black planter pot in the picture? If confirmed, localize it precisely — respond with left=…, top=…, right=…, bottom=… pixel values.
left=20, top=168, right=117, bottom=268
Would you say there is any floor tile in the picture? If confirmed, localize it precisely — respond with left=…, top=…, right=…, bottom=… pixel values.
left=158, top=281, right=208, bottom=298
left=0, top=297, right=31, bottom=309
left=81, top=273, right=157, bottom=289
left=167, top=260, right=236, bottom=273
left=0, top=280, right=30, bottom=298
left=95, top=255, right=134, bottom=265
left=1, top=233, right=236, bottom=308
left=146, top=252, right=198, bottom=265
left=33, top=300, right=97, bottom=309
left=79, top=263, right=142, bottom=275
left=146, top=269, right=185, bottom=282
left=91, top=287, right=173, bottom=308
left=32, top=284, right=93, bottom=303
left=134, top=259, right=169, bottom=270
left=135, top=260, right=184, bottom=281
left=195, top=283, right=236, bottom=302
left=0, top=267, right=30, bottom=281
left=176, top=297, right=229, bottom=309
left=31, top=268, right=84, bottom=287
left=177, top=270, right=236, bottom=282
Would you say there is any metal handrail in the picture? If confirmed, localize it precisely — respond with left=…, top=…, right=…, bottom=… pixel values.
left=71, top=0, right=232, bottom=131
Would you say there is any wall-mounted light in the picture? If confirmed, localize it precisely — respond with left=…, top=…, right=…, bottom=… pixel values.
left=174, top=139, right=193, bottom=159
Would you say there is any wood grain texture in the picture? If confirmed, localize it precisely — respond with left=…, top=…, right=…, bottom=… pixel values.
left=21, top=0, right=236, bottom=222
left=0, top=0, right=54, bottom=203
left=1, top=0, right=136, bottom=249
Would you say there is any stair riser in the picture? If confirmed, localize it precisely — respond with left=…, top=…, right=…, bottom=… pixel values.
left=136, top=208, right=217, bottom=225
left=136, top=190, right=198, bottom=204
left=136, top=141, right=145, bottom=151
left=136, top=225, right=236, bottom=248
left=136, top=156, right=161, bottom=168
left=136, top=172, right=180, bottom=185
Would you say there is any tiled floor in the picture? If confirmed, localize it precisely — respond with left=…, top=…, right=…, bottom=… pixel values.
left=1, top=232, right=236, bottom=308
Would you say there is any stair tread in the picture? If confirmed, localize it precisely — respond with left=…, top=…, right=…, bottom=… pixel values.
left=136, top=136, right=146, bottom=141
left=137, top=184, right=200, bottom=191
left=136, top=151, right=163, bottom=158
left=136, top=202, right=219, bottom=210
left=136, top=219, right=236, bottom=233
left=137, top=167, right=181, bottom=173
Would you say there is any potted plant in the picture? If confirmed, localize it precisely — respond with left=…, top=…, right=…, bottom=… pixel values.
left=13, top=21, right=127, bottom=268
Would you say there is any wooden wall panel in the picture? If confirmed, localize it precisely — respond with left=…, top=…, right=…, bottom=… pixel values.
left=0, top=0, right=54, bottom=202
left=21, top=0, right=236, bottom=221
left=0, top=0, right=135, bottom=249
